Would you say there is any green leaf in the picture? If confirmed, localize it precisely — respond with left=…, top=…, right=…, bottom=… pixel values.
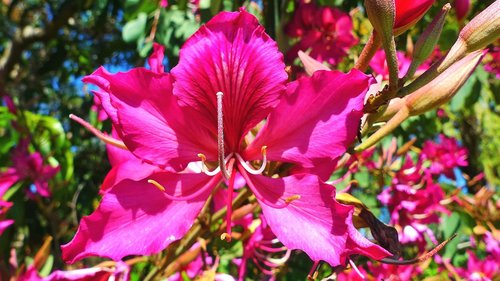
left=122, top=13, right=148, bottom=43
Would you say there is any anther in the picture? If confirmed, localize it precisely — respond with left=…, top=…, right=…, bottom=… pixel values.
left=216, top=91, right=231, bottom=180
left=220, top=232, right=231, bottom=242
left=235, top=146, right=268, bottom=175
left=284, top=195, right=301, bottom=204
left=148, top=179, right=166, bottom=192
left=197, top=153, right=220, bottom=176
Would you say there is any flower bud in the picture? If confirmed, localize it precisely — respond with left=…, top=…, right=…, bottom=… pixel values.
left=454, top=0, right=470, bottom=21
left=444, top=1, right=500, bottom=69
left=394, top=0, right=435, bottom=35
left=404, top=4, right=450, bottom=81
left=401, top=1, right=499, bottom=96
left=365, top=0, right=396, bottom=38
left=405, top=50, right=483, bottom=115
left=357, top=51, right=483, bottom=152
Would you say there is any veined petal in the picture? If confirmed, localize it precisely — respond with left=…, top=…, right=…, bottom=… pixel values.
left=245, top=70, right=370, bottom=179
left=171, top=10, right=287, bottom=151
left=247, top=173, right=391, bottom=266
left=83, top=66, right=217, bottom=171
left=61, top=172, right=216, bottom=263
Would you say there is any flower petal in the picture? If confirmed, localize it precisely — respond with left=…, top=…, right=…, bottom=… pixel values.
left=61, top=172, right=216, bottom=263
left=244, top=70, right=370, bottom=180
left=83, top=66, right=217, bottom=170
left=246, top=173, right=391, bottom=266
left=171, top=10, right=287, bottom=151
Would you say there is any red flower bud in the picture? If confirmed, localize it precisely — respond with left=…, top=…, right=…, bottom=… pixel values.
left=394, top=0, right=435, bottom=35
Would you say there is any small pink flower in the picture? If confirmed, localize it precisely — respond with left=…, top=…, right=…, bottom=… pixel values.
left=0, top=139, right=59, bottom=197
left=484, top=46, right=500, bottom=79
left=285, top=3, right=357, bottom=66
left=421, top=134, right=468, bottom=179
left=455, top=251, right=498, bottom=281
left=369, top=49, right=411, bottom=80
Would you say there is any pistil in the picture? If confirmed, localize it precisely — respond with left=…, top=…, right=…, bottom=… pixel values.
left=217, top=92, right=231, bottom=180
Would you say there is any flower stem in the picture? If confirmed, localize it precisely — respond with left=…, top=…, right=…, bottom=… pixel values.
left=354, top=32, right=381, bottom=71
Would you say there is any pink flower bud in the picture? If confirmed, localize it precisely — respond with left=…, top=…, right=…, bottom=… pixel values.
left=394, top=0, right=435, bottom=35
left=454, top=0, right=470, bottom=21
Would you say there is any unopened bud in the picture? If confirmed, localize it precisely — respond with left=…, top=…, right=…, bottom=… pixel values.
left=365, top=0, right=395, bottom=39
left=404, top=4, right=450, bottom=81
left=405, top=50, right=483, bottom=115
left=400, top=1, right=499, bottom=96
left=443, top=1, right=500, bottom=70
left=393, top=0, right=435, bottom=36
left=357, top=51, right=483, bottom=152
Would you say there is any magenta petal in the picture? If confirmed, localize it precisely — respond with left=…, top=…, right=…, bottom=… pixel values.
left=61, top=172, right=216, bottom=263
left=171, top=10, right=287, bottom=151
left=0, top=168, right=20, bottom=195
left=148, top=43, right=165, bottom=74
left=83, top=66, right=217, bottom=170
left=245, top=70, right=370, bottom=179
left=247, top=173, right=391, bottom=266
left=0, top=220, right=14, bottom=236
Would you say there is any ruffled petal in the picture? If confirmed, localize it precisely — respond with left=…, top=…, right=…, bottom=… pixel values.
left=148, top=43, right=166, bottom=74
left=171, top=10, right=287, bottom=151
left=61, top=172, right=217, bottom=263
left=244, top=70, right=370, bottom=180
left=245, top=173, right=391, bottom=266
left=83, top=66, right=217, bottom=171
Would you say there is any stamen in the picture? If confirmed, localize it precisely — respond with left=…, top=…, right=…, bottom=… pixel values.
left=222, top=168, right=237, bottom=242
left=216, top=92, right=231, bottom=180
left=147, top=176, right=220, bottom=202
left=148, top=179, right=165, bottom=191
left=220, top=233, right=231, bottom=242
left=307, top=261, right=320, bottom=281
left=235, top=146, right=267, bottom=175
left=69, top=114, right=127, bottom=149
left=349, top=259, right=365, bottom=280
left=284, top=195, right=301, bottom=204
left=197, top=153, right=220, bottom=176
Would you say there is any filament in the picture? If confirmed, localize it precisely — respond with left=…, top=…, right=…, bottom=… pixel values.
left=69, top=114, right=127, bottom=149
left=235, top=146, right=267, bottom=175
left=349, top=258, right=366, bottom=280
left=147, top=176, right=219, bottom=201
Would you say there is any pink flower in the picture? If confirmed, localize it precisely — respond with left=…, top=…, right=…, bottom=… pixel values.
left=237, top=216, right=290, bottom=280
left=484, top=46, right=500, bottom=79
left=285, top=3, right=357, bottom=66
left=62, top=10, right=390, bottom=266
left=379, top=158, right=449, bottom=249
left=421, top=134, right=468, bottom=179
left=455, top=251, right=498, bottom=281
left=369, top=49, right=411, bottom=80
left=0, top=139, right=59, bottom=197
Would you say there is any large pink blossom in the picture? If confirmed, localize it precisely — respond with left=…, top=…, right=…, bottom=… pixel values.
left=285, top=3, right=357, bottom=66
left=62, top=10, right=390, bottom=267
